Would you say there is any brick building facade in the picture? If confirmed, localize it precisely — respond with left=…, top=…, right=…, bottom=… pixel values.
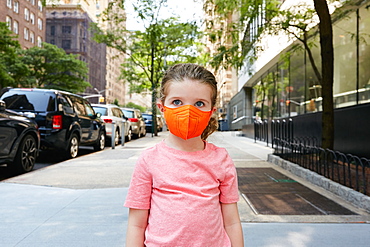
left=0, top=0, right=46, bottom=49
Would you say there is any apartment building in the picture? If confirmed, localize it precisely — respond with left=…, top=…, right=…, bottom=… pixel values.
left=45, top=0, right=126, bottom=105
left=1, top=0, right=46, bottom=49
left=203, top=3, right=238, bottom=127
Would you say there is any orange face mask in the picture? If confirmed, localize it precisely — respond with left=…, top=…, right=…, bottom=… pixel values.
left=163, top=105, right=213, bottom=140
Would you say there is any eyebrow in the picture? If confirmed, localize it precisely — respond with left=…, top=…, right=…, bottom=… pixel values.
left=167, top=96, right=211, bottom=104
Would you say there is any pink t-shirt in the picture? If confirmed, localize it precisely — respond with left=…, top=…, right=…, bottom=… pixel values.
left=124, top=140, right=239, bottom=247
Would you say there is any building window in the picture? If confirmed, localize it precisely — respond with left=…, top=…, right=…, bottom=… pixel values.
left=62, top=40, right=71, bottom=49
left=24, top=28, right=29, bottom=40
left=30, top=13, right=35, bottom=24
left=37, top=36, right=42, bottom=47
left=13, top=21, right=18, bottom=34
left=31, top=0, right=35, bottom=5
left=62, top=26, right=72, bottom=34
left=50, top=26, right=55, bottom=36
left=6, top=16, right=12, bottom=30
left=50, top=39, right=55, bottom=45
left=25, top=8, right=30, bottom=21
left=233, top=105, right=237, bottom=119
left=38, top=18, right=43, bottom=30
left=30, top=32, right=35, bottom=43
left=14, top=1, right=19, bottom=13
left=7, top=0, right=12, bottom=8
left=38, top=0, right=43, bottom=11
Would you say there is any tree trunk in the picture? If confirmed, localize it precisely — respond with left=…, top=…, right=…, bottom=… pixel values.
left=150, top=33, right=158, bottom=137
left=313, top=0, right=334, bottom=150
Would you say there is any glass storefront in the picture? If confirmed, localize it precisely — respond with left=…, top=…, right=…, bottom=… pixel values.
left=252, top=3, right=370, bottom=119
left=359, top=6, right=370, bottom=104
left=333, top=11, right=357, bottom=108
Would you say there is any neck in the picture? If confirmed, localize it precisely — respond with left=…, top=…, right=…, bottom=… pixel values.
left=165, top=133, right=205, bottom=152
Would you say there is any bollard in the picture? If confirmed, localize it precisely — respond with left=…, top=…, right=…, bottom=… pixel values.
left=121, top=121, right=125, bottom=147
left=111, top=121, right=115, bottom=149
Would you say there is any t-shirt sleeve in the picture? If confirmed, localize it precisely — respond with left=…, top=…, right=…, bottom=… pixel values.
left=124, top=154, right=152, bottom=209
left=219, top=152, right=239, bottom=203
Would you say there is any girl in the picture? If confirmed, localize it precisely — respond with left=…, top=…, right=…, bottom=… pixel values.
left=124, top=63, right=244, bottom=247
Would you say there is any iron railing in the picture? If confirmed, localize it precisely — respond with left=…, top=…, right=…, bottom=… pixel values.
left=254, top=119, right=370, bottom=196
left=273, top=138, right=370, bottom=196
left=254, top=120, right=269, bottom=144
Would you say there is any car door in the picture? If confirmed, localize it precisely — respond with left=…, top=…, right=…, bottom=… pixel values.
left=69, top=95, right=92, bottom=143
left=112, top=107, right=126, bottom=137
left=84, top=100, right=100, bottom=141
left=0, top=112, right=17, bottom=157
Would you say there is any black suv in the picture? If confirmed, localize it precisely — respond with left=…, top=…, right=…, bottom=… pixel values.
left=0, top=88, right=106, bottom=159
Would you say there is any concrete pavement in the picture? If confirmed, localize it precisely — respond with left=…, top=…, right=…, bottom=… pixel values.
left=1, top=131, right=370, bottom=246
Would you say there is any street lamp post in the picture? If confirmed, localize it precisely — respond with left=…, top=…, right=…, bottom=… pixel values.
left=94, top=88, right=111, bottom=104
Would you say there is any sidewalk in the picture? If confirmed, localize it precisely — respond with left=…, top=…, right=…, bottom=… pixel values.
left=0, top=131, right=370, bottom=247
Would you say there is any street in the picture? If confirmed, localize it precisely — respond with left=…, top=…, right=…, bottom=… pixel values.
left=0, top=145, right=110, bottom=182
left=1, top=131, right=370, bottom=247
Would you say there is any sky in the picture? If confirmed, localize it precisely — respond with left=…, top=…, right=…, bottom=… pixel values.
left=125, top=0, right=204, bottom=31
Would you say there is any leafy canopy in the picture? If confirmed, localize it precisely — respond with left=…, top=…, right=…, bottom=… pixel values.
left=20, top=42, right=90, bottom=93
left=92, top=0, right=202, bottom=93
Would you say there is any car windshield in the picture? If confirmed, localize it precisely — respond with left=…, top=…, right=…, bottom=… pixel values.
left=122, top=110, right=134, bottom=118
left=143, top=114, right=152, bottom=120
left=92, top=106, right=108, bottom=116
left=1, top=91, right=55, bottom=112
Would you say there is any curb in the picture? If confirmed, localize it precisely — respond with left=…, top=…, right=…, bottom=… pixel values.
left=268, top=154, right=370, bottom=214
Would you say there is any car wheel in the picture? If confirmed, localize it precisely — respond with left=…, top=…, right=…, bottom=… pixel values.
left=142, top=127, right=146, bottom=137
left=66, top=134, right=79, bottom=159
left=126, top=128, right=132, bottom=142
left=93, top=131, right=105, bottom=151
left=13, top=134, right=37, bottom=173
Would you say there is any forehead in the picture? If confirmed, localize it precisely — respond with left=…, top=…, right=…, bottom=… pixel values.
left=165, top=79, right=213, bottom=99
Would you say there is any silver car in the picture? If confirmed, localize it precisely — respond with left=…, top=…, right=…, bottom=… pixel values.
left=92, top=104, right=132, bottom=145
left=120, top=107, right=146, bottom=138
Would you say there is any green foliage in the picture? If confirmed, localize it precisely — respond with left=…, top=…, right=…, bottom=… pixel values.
left=0, top=22, right=90, bottom=93
left=124, top=102, right=146, bottom=112
left=0, top=22, right=29, bottom=88
left=113, top=98, right=120, bottom=106
left=20, top=43, right=90, bottom=93
left=204, top=0, right=281, bottom=70
left=91, top=0, right=202, bottom=94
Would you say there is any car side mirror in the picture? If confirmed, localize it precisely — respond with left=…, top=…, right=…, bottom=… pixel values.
left=0, top=100, right=5, bottom=111
left=95, top=112, right=102, bottom=118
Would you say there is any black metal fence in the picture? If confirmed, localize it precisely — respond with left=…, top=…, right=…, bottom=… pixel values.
left=254, top=119, right=370, bottom=196
left=254, top=120, right=269, bottom=144
left=273, top=138, right=370, bottom=196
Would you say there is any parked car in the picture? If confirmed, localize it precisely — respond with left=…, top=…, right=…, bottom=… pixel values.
left=142, top=113, right=164, bottom=133
left=0, top=88, right=106, bottom=159
left=91, top=104, right=131, bottom=144
left=120, top=107, right=146, bottom=138
left=0, top=100, right=40, bottom=173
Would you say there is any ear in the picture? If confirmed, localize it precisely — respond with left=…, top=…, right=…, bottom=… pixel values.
left=211, top=106, right=217, bottom=113
left=157, top=99, right=165, bottom=113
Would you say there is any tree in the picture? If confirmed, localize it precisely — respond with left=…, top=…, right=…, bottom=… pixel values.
left=0, top=22, right=29, bottom=88
left=204, top=0, right=343, bottom=149
left=92, top=0, right=201, bottom=135
left=313, top=0, right=334, bottom=150
left=20, top=42, right=90, bottom=93
left=125, top=102, right=147, bottom=113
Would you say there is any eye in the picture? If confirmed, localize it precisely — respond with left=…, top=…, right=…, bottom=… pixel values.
left=172, top=99, right=182, bottom=106
left=195, top=101, right=204, bottom=107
